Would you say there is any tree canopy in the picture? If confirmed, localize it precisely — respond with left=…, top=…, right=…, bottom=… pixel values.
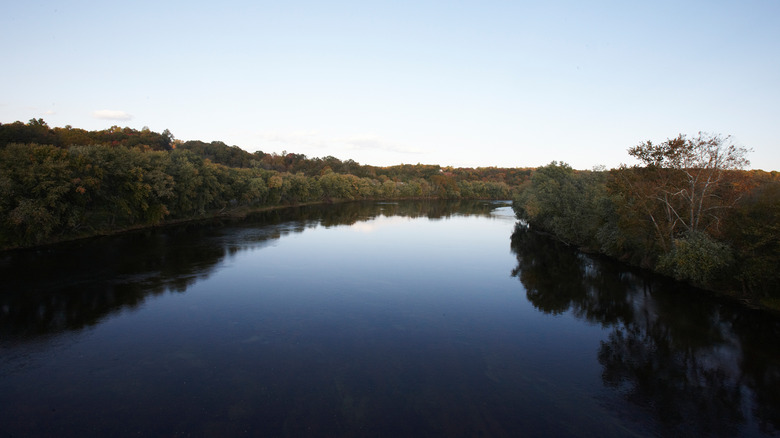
left=513, top=133, right=778, bottom=306
left=0, top=119, right=526, bottom=251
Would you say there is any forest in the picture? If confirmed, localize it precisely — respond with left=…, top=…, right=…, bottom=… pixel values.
left=0, top=119, right=527, bottom=249
left=512, top=133, right=780, bottom=307
left=3, top=120, right=778, bottom=307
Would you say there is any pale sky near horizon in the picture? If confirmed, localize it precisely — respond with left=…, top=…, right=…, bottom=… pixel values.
left=2, top=1, right=779, bottom=170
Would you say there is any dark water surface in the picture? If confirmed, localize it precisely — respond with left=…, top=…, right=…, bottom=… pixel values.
left=1, top=201, right=778, bottom=437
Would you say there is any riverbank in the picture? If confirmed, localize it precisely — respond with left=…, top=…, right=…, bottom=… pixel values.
left=512, top=162, right=780, bottom=314
left=519, top=222, right=780, bottom=314
left=0, top=196, right=509, bottom=253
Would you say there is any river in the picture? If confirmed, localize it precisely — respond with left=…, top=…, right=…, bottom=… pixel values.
left=1, top=201, right=778, bottom=437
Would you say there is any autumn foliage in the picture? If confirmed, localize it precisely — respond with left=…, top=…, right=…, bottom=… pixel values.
left=513, top=134, right=779, bottom=305
left=0, top=120, right=527, bottom=250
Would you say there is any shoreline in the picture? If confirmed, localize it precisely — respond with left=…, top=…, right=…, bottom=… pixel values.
left=0, top=196, right=507, bottom=253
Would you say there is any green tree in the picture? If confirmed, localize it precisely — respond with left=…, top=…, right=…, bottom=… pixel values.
left=319, top=171, right=353, bottom=200
left=513, top=162, right=605, bottom=247
left=166, top=150, right=210, bottom=216
left=657, top=230, right=733, bottom=285
left=723, top=180, right=780, bottom=299
left=0, top=144, right=81, bottom=245
left=280, top=173, right=312, bottom=204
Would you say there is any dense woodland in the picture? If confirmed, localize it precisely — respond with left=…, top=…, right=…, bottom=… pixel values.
left=0, top=120, right=527, bottom=249
left=512, top=133, right=780, bottom=307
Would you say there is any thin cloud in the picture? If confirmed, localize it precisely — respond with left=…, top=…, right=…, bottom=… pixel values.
left=256, top=131, right=330, bottom=149
left=249, top=131, right=424, bottom=158
left=92, top=109, right=133, bottom=121
left=341, top=135, right=423, bottom=154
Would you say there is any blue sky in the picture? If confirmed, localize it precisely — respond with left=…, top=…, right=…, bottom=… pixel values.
left=2, top=0, right=778, bottom=170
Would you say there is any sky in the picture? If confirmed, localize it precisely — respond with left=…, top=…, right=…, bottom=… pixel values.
left=2, top=1, right=779, bottom=170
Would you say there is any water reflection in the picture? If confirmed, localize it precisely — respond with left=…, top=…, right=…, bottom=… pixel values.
left=2, top=201, right=779, bottom=437
left=510, top=224, right=780, bottom=436
left=0, top=200, right=508, bottom=341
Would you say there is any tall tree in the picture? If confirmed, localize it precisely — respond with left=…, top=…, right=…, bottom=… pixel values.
left=622, top=133, right=751, bottom=250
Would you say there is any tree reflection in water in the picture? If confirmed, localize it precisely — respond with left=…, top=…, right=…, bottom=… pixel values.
left=0, top=200, right=507, bottom=341
left=510, top=224, right=780, bottom=436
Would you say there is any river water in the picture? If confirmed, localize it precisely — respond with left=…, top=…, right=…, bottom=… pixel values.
left=1, top=201, right=778, bottom=437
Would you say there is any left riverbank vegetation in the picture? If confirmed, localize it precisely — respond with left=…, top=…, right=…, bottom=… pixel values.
left=512, top=132, right=780, bottom=308
left=0, top=119, right=529, bottom=250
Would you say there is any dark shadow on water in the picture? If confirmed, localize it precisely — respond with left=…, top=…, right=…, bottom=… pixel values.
left=510, top=224, right=780, bottom=436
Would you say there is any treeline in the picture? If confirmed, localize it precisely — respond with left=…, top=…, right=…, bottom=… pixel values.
left=0, top=120, right=524, bottom=249
left=513, top=133, right=780, bottom=306
left=0, top=119, right=531, bottom=186
left=177, top=140, right=531, bottom=185
left=0, top=118, right=175, bottom=151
